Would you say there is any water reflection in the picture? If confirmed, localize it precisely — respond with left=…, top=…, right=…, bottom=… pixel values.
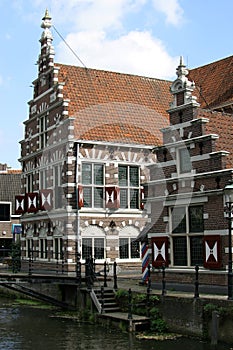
left=0, top=301, right=230, bottom=350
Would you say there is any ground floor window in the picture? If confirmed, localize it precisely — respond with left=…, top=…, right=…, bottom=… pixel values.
left=82, top=238, right=105, bottom=260
left=171, top=205, right=204, bottom=267
left=39, top=239, right=47, bottom=259
left=173, top=235, right=203, bottom=266
left=54, top=238, right=63, bottom=260
left=119, top=238, right=140, bottom=259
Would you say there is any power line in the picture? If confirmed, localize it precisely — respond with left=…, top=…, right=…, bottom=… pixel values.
left=52, top=25, right=87, bottom=69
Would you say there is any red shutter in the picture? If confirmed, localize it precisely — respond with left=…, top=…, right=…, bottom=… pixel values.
left=140, top=187, right=145, bottom=210
left=39, top=189, right=53, bottom=211
left=105, top=186, right=120, bottom=209
left=151, top=237, right=169, bottom=268
left=203, top=235, right=221, bottom=269
left=78, top=185, right=84, bottom=209
left=15, top=195, right=25, bottom=214
left=26, top=192, right=39, bottom=213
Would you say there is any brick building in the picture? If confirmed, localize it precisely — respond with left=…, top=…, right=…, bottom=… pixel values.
left=142, top=57, right=233, bottom=286
left=0, top=163, right=21, bottom=261
left=15, top=10, right=233, bottom=282
left=15, top=10, right=173, bottom=273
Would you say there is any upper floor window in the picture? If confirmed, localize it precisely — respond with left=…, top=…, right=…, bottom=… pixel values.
left=39, top=116, right=48, bottom=149
left=178, top=147, right=192, bottom=174
left=82, top=163, right=104, bottom=208
left=118, top=165, right=139, bottom=209
left=54, top=164, right=63, bottom=209
left=0, top=203, right=10, bottom=221
left=39, top=168, right=48, bottom=190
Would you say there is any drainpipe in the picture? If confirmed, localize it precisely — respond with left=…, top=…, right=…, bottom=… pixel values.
left=76, top=142, right=81, bottom=257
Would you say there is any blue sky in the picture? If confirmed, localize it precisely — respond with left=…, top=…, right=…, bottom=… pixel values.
left=0, top=0, right=232, bottom=169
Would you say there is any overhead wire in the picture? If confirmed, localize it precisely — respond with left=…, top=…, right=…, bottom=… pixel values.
left=52, top=25, right=87, bottom=69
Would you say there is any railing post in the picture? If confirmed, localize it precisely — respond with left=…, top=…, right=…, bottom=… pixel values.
left=104, top=261, right=108, bottom=287
left=113, top=261, right=118, bottom=290
left=147, top=263, right=151, bottom=290
left=85, top=258, right=91, bottom=290
left=128, top=288, right=132, bottom=320
left=28, top=248, right=32, bottom=276
left=162, top=264, right=166, bottom=296
left=146, top=280, right=151, bottom=317
left=194, top=264, right=199, bottom=298
left=101, top=285, right=105, bottom=314
left=76, top=252, right=81, bottom=287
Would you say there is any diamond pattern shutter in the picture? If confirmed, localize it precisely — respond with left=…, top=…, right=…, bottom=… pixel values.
left=26, top=193, right=39, bottom=213
left=105, top=186, right=120, bottom=209
left=203, top=235, right=221, bottom=269
left=15, top=195, right=25, bottom=214
left=151, top=237, right=169, bottom=267
left=39, top=189, right=53, bottom=211
left=78, top=185, right=84, bottom=209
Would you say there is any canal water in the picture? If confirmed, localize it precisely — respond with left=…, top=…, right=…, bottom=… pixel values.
left=0, top=299, right=230, bottom=350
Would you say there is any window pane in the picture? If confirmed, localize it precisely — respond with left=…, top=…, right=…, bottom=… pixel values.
left=54, top=238, right=59, bottom=260
left=94, top=164, right=103, bottom=185
left=130, top=239, right=140, bottom=258
left=119, top=238, right=129, bottom=259
left=83, top=187, right=92, bottom=207
left=189, top=206, right=204, bottom=232
left=94, top=188, right=103, bottom=208
left=120, top=189, right=128, bottom=208
left=173, top=236, right=187, bottom=265
left=82, top=163, right=92, bottom=185
left=119, top=166, right=127, bottom=186
left=190, top=236, right=203, bottom=266
left=130, top=189, right=139, bottom=209
left=82, top=238, right=92, bottom=259
left=0, top=204, right=10, bottom=221
left=172, top=207, right=186, bottom=233
left=94, top=238, right=104, bottom=259
left=130, top=167, right=139, bottom=186
left=179, top=148, right=192, bottom=173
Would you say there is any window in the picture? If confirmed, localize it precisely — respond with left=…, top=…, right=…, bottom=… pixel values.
left=178, top=148, right=192, bottom=173
left=39, top=115, right=48, bottom=149
left=82, top=237, right=105, bottom=260
left=0, top=203, right=10, bottom=221
left=53, top=164, right=63, bottom=209
left=119, top=166, right=139, bottom=209
left=82, top=163, right=104, bottom=208
left=171, top=205, right=204, bottom=266
left=119, top=238, right=140, bottom=259
left=54, top=238, right=63, bottom=260
left=27, top=173, right=33, bottom=193
left=39, top=168, right=48, bottom=190
left=40, top=239, right=47, bottom=259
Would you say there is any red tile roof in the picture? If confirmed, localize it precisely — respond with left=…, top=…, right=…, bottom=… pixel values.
left=189, top=55, right=233, bottom=110
left=197, top=108, right=233, bottom=167
left=57, top=64, right=171, bottom=146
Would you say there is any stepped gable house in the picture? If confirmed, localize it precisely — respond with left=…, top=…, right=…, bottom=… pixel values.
left=144, top=57, right=233, bottom=286
left=16, top=10, right=172, bottom=273
left=16, top=10, right=233, bottom=283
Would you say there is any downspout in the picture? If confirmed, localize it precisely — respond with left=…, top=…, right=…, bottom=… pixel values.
left=76, top=142, right=81, bottom=256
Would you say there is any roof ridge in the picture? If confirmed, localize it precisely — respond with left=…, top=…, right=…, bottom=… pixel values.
left=55, top=62, right=172, bottom=83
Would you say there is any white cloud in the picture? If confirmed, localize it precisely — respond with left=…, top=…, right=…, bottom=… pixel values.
left=30, top=0, right=183, bottom=78
left=57, top=29, right=178, bottom=79
left=152, top=0, right=184, bottom=26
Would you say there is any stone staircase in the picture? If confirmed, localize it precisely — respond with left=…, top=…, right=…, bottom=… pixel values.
left=90, top=287, right=120, bottom=313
